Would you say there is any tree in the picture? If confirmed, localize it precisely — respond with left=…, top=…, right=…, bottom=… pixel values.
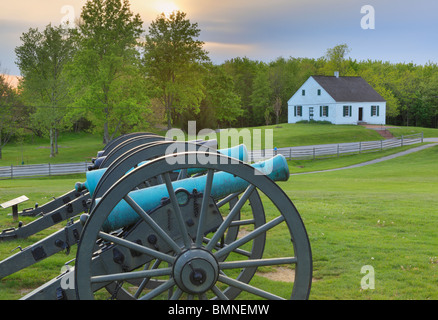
left=267, top=57, right=303, bottom=124
left=223, top=57, right=262, bottom=127
left=250, top=63, right=273, bottom=125
left=390, top=63, right=420, bottom=126
left=200, top=63, right=242, bottom=129
left=0, top=74, right=26, bottom=160
left=70, top=0, right=147, bottom=144
left=323, top=43, right=351, bottom=75
left=272, top=96, right=282, bottom=125
left=143, top=11, right=209, bottom=129
left=416, top=63, right=438, bottom=127
left=15, top=24, right=75, bottom=157
left=264, top=107, right=273, bottom=125
left=358, top=60, right=400, bottom=119
left=250, top=64, right=271, bottom=103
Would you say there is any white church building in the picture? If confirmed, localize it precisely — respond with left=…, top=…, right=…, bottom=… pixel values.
left=288, top=73, right=386, bottom=125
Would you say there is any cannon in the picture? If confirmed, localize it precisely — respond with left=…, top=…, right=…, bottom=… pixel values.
left=0, top=141, right=246, bottom=280
left=0, top=133, right=165, bottom=241
left=1, top=133, right=161, bottom=220
left=0, top=133, right=217, bottom=241
left=0, top=136, right=312, bottom=300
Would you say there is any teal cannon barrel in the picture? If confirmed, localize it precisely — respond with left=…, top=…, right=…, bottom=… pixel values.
left=76, top=144, right=249, bottom=196
left=99, top=154, right=290, bottom=232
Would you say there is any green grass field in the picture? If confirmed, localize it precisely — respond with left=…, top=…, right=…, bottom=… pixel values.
left=285, top=145, right=438, bottom=299
left=3, top=123, right=437, bottom=166
left=211, top=123, right=386, bottom=149
left=0, top=145, right=437, bottom=299
left=0, top=132, right=105, bottom=166
left=0, top=124, right=437, bottom=299
left=242, top=123, right=383, bottom=148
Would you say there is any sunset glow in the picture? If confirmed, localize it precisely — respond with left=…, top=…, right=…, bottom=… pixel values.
left=153, top=0, right=179, bottom=16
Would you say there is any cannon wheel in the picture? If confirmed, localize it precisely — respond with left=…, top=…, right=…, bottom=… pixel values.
left=91, top=141, right=214, bottom=205
left=92, top=141, right=266, bottom=299
left=75, top=152, right=312, bottom=300
left=99, top=134, right=166, bottom=168
left=102, top=132, right=158, bottom=155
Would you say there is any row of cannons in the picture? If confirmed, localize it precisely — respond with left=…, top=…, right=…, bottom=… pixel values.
left=0, top=133, right=312, bottom=300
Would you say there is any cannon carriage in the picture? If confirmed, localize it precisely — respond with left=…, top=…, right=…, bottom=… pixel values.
left=0, top=133, right=312, bottom=300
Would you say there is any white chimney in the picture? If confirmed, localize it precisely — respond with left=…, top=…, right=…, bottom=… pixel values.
left=334, top=71, right=339, bottom=78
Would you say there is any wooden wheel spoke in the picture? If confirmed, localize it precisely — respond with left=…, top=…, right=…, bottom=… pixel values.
left=219, top=257, right=297, bottom=270
left=195, top=169, right=215, bottom=247
left=123, top=194, right=182, bottom=253
left=218, top=274, right=285, bottom=300
left=91, top=267, right=172, bottom=284
left=164, top=172, right=192, bottom=249
left=214, top=215, right=285, bottom=260
left=206, top=185, right=255, bottom=251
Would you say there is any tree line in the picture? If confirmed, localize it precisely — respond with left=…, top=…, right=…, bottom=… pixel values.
left=1, top=0, right=437, bottom=159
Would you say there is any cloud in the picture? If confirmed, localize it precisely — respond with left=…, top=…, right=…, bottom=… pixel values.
left=1, top=0, right=437, bottom=75
left=203, top=41, right=258, bottom=62
left=0, top=0, right=86, bottom=26
left=192, top=1, right=355, bottom=62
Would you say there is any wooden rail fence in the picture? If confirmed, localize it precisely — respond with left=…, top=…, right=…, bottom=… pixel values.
left=0, top=133, right=424, bottom=179
left=0, top=162, right=91, bottom=180
left=249, top=133, right=424, bottom=161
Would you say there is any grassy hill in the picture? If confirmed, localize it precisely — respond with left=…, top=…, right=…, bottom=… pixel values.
left=0, top=132, right=105, bottom=166
left=242, top=123, right=383, bottom=148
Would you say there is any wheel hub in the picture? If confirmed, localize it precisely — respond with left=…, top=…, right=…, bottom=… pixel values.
left=173, top=248, right=219, bottom=294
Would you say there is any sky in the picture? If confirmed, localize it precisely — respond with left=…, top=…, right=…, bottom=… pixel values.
left=1, top=0, right=437, bottom=77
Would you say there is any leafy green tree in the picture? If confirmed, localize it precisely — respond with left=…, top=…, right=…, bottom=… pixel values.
left=390, top=63, right=420, bottom=126
left=250, top=57, right=320, bottom=125
left=70, top=0, right=146, bottom=144
left=250, top=63, right=272, bottom=121
left=0, top=74, right=26, bottom=160
left=223, top=57, right=262, bottom=127
left=268, top=60, right=287, bottom=124
left=272, top=96, right=282, bottom=125
left=201, top=63, right=242, bottom=128
left=264, top=107, right=273, bottom=125
left=15, top=24, right=75, bottom=157
left=267, top=57, right=302, bottom=124
left=416, top=63, right=438, bottom=127
left=322, top=43, right=351, bottom=75
left=357, top=60, right=400, bottom=119
left=143, top=11, right=209, bottom=129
